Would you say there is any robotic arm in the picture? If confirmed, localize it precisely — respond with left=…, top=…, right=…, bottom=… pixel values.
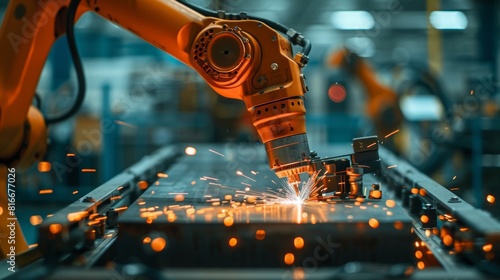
left=0, top=0, right=312, bottom=181
left=0, top=0, right=312, bottom=254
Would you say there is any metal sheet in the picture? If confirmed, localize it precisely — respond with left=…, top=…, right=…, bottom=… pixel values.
left=116, top=145, right=414, bottom=267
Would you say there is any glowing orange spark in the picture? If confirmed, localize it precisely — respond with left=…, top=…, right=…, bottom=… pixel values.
left=38, top=162, right=51, bottom=172
left=483, top=244, right=493, bottom=252
left=487, top=195, right=495, bottom=204
left=294, top=237, right=304, bottom=249
left=284, top=253, right=295, bottom=265
left=224, top=216, right=234, bottom=227
left=49, top=224, right=62, bottom=234
left=157, top=173, right=169, bottom=178
left=82, top=168, right=96, bottom=173
left=368, top=218, right=379, bottom=229
left=66, top=153, right=76, bottom=157
left=384, top=129, right=400, bottom=139
left=185, top=146, right=197, bottom=156
left=30, top=215, right=43, bottom=226
left=114, top=120, right=137, bottom=128
left=442, top=235, right=453, bottom=246
left=151, top=237, right=167, bottom=252
left=39, top=189, right=53, bottom=195
left=255, top=230, right=266, bottom=240
left=236, top=171, right=256, bottom=182
left=229, top=237, right=238, bottom=247
left=208, top=149, right=225, bottom=157
left=67, top=211, right=89, bottom=222
left=415, top=251, right=423, bottom=259
left=420, top=215, right=429, bottom=223
left=137, top=181, right=148, bottom=190
left=394, top=221, right=404, bottom=230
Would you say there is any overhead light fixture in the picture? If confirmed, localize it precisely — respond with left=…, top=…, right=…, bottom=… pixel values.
left=330, top=11, right=375, bottom=30
left=429, top=11, right=468, bottom=30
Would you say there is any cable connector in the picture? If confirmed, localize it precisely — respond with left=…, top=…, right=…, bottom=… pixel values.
left=294, top=52, right=309, bottom=68
left=217, top=10, right=225, bottom=19
left=239, top=12, right=248, bottom=19
left=217, top=10, right=247, bottom=20
left=286, top=28, right=304, bottom=45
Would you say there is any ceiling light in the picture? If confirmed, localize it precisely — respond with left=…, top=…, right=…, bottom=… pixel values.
left=330, top=11, right=375, bottom=30
left=429, top=11, right=468, bottom=30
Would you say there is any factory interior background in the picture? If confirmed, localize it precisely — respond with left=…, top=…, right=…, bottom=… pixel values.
left=1, top=0, right=499, bottom=258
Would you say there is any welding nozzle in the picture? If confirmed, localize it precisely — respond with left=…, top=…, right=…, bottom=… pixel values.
left=265, top=134, right=311, bottom=189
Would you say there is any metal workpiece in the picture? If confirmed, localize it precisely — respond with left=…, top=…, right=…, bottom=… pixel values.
left=350, top=136, right=381, bottom=174
left=352, top=136, right=379, bottom=153
left=368, top=183, right=382, bottom=199
left=379, top=146, right=500, bottom=272
left=346, top=166, right=364, bottom=197
left=10, top=143, right=500, bottom=279
left=309, top=136, right=381, bottom=198
left=36, top=146, right=180, bottom=256
left=115, top=148, right=414, bottom=267
left=265, top=133, right=311, bottom=181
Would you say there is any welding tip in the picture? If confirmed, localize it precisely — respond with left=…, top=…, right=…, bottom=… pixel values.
left=291, top=182, right=300, bottom=196
left=287, top=174, right=301, bottom=196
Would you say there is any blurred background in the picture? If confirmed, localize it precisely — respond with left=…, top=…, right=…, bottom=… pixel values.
left=1, top=0, right=499, bottom=243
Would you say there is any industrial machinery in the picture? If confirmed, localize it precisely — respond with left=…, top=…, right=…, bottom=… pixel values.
left=1, top=141, right=499, bottom=279
left=0, top=0, right=314, bottom=255
left=2, top=1, right=500, bottom=279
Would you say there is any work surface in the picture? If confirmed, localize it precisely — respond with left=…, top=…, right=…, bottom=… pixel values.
left=116, top=144, right=414, bottom=267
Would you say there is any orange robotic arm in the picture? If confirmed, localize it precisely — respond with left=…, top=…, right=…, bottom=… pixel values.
left=328, top=48, right=402, bottom=136
left=0, top=0, right=312, bottom=255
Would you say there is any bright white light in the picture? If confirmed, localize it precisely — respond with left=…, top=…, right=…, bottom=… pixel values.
left=400, top=95, right=444, bottom=121
left=330, top=11, right=375, bottom=30
left=430, top=11, right=468, bottom=30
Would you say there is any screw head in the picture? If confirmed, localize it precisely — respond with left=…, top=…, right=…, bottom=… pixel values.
left=271, top=63, right=278, bottom=71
